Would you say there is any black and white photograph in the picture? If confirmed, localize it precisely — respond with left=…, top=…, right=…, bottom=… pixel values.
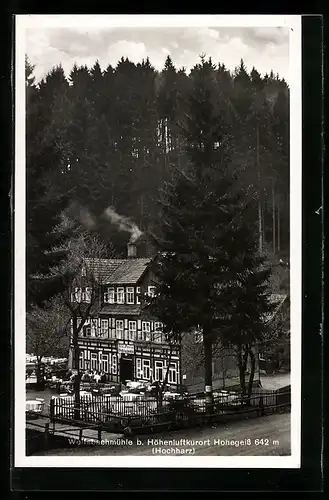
left=15, top=15, right=301, bottom=468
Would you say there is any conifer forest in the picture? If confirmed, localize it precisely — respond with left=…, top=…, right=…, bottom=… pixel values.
left=26, top=54, right=290, bottom=306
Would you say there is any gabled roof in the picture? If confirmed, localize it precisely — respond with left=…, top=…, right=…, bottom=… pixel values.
left=84, top=258, right=123, bottom=281
left=105, top=258, right=151, bottom=285
left=84, top=257, right=152, bottom=285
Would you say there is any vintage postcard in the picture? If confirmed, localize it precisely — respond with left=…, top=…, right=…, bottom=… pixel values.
left=15, top=14, right=301, bottom=469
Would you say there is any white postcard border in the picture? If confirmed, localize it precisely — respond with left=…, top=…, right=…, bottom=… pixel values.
left=14, top=14, right=302, bottom=469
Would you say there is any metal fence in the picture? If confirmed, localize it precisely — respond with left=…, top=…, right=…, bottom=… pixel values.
left=26, top=387, right=291, bottom=454
left=48, top=386, right=290, bottom=429
left=50, top=393, right=159, bottom=423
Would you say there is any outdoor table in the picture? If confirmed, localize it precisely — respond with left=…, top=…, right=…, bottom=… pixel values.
left=26, top=400, right=44, bottom=413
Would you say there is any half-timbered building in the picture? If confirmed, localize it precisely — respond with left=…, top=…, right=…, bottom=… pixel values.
left=68, top=240, right=289, bottom=392
left=68, top=242, right=181, bottom=389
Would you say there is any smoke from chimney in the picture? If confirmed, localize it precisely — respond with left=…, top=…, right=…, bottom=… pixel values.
left=65, top=202, right=143, bottom=244
left=103, top=206, right=142, bottom=243
left=67, top=202, right=97, bottom=230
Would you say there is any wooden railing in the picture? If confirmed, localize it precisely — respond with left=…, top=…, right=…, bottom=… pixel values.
left=47, top=387, right=291, bottom=428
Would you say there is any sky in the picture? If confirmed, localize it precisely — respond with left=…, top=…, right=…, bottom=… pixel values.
left=25, top=25, right=290, bottom=84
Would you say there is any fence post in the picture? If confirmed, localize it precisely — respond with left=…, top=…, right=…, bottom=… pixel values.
left=50, top=398, right=54, bottom=423
left=44, top=422, right=49, bottom=450
left=50, top=398, right=56, bottom=432
left=79, top=428, right=83, bottom=441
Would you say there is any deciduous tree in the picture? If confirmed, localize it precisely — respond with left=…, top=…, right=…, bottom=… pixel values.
left=33, top=211, right=113, bottom=418
left=26, top=295, right=70, bottom=386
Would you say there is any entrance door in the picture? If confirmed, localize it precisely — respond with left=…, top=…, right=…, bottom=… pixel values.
left=119, top=355, right=134, bottom=383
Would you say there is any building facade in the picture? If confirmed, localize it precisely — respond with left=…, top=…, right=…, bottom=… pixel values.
left=68, top=243, right=181, bottom=389
left=68, top=242, right=288, bottom=392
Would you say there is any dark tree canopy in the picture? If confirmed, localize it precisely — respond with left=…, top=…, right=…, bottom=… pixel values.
left=144, top=59, right=277, bottom=401
left=26, top=54, right=289, bottom=306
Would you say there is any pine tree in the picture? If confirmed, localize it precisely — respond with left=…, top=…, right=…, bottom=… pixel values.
left=147, top=56, right=276, bottom=407
left=271, top=87, right=290, bottom=255
left=26, top=64, right=70, bottom=304
left=131, top=57, right=159, bottom=233
left=26, top=54, right=290, bottom=306
left=147, top=57, right=242, bottom=410
left=157, top=55, right=179, bottom=162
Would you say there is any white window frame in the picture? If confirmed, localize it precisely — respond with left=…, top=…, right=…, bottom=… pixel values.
left=168, top=362, right=178, bottom=384
left=128, top=321, right=137, bottom=341
left=101, top=353, right=109, bottom=373
left=111, top=354, right=117, bottom=374
left=79, top=352, right=84, bottom=370
left=117, top=288, right=125, bottom=304
left=136, top=286, right=141, bottom=304
left=90, top=353, right=98, bottom=371
left=116, top=320, right=124, bottom=339
left=142, top=359, right=151, bottom=380
left=148, top=286, right=156, bottom=297
left=126, top=287, right=135, bottom=304
left=104, top=287, right=115, bottom=304
left=136, top=358, right=142, bottom=379
left=110, top=329, right=117, bottom=340
left=155, top=360, right=164, bottom=382
left=90, top=319, right=98, bottom=337
left=100, top=319, right=108, bottom=338
left=137, top=327, right=143, bottom=341
left=108, top=320, right=115, bottom=339
left=142, top=321, right=151, bottom=341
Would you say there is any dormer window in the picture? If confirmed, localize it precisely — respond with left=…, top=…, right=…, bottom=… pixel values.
left=117, top=287, right=125, bottom=304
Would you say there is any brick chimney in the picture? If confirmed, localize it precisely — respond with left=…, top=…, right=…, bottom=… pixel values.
left=127, top=242, right=137, bottom=258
